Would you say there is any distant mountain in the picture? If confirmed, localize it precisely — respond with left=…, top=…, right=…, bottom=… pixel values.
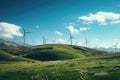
left=0, top=39, right=23, bottom=47
left=95, top=47, right=120, bottom=53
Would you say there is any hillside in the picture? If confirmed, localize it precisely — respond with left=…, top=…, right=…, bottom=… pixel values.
left=0, top=50, right=33, bottom=61
left=0, top=44, right=119, bottom=80
left=0, top=54, right=120, bottom=80
left=23, top=44, right=107, bottom=61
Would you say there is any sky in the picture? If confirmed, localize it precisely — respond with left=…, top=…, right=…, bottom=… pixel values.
left=0, top=0, right=120, bottom=48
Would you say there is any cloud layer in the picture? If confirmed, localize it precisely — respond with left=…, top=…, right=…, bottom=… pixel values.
left=56, top=38, right=66, bottom=44
left=78, top=12, right=120, bottom=25
left=66, top=24, right=89, bottom=34
left=80, top=27, right=90, bottom=31
left=0, top=22, right=23, bottom=38
left=66, top=25, right=79, bottom=34
left=55, top=31, right=63, bottom=36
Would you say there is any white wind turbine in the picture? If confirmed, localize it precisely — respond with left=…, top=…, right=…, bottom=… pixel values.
left=22, top=28, right=31, bottom=47
left=114, top=42, right=119, bottom=57
left=69, top=34, right=74, bottom=46
left=85, top=38, right=90, bottom=47
left=42, top=35, right=47, bottom=45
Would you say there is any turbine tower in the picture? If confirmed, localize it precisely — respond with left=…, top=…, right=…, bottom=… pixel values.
left=109, top=46, right=113, bottom=53
left=114, top=42, right=119, bottom=57
left=69, top=34, right=74, bottom=46
left=95, top=44, right=99, bottom=49
left=52, top=39, right=55, bottom=44
left=42, top=36, right=47, bottom=45
left=22, top=28, right=31, bottom=47
left=85, top=38, right=90, bottom=47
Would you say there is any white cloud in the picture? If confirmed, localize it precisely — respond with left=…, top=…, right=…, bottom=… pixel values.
left=66, top=25, right=79, bottom=34
left=36, top=25, right=40, bottom=28
left=80, top=27, right=90, bottom=31
left=78, top=12, right=120, bottom=25
left=55, top=31, right=63, bottom=36
left=56, top=38, right=66, bottom=44
left=111, top=20, right=120, bottom=24
left=0, top=22, right=23, bottom=38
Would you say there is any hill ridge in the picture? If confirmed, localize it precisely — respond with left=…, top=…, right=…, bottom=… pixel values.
left=23, top=44, right=107, bottom=61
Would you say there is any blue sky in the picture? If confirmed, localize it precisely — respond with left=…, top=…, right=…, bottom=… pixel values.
left=0, top=0, right=120, bottom=48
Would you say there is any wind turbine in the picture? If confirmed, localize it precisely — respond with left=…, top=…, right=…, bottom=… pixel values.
left=114, top=42, right=119, bottom=57
left=69, top=34, right=74, bottom=46
left=42, top=36, right=47, bottom=45
left=109, top=46, right=114, bottom=53
left=95, top=44, right=99, bottom=49
left=22, top=28, right=31, bottom=47
left=31, top=40, right=35, bottom=46
left=85, top=38, right=90, bottom=47
left=52, top=39, right=55, bottom=44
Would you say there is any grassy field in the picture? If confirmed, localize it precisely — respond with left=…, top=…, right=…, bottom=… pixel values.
left=0, top=44, right=120, bottom=80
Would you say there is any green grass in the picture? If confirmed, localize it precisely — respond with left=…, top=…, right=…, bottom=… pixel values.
left=0, top=55, right=120, bottom=80
left=0, top=50, right=34, bottom=61
left=0, top=44, right=120, bottom=80
left=23, top=44, right=107, bottom=61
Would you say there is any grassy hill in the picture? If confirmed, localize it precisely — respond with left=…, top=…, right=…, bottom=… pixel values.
left=0, top=50, right=33, bottom=61
left=0, top=54, right=120, bottom=80
left=23, top=44, right=107, bottom=61
left=0, top=44, right=120, bottom=80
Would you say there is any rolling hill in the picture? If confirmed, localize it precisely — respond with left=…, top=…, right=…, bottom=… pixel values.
left=0, top=52, right=119, bottom=80
left=0, top=44, right=119, bottom=80
left=0, top=50, right=33, bottom=61
left=23, top=44, right=107, bottom=61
